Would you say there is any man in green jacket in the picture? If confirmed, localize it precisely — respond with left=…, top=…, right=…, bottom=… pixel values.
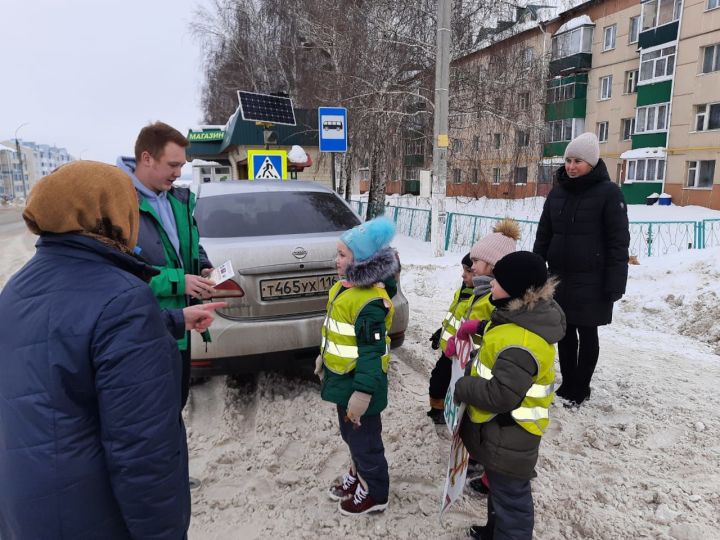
left=117, top=122, right=214, bottom=408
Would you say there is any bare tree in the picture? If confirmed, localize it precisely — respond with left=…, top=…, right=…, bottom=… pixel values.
left=192, top=0, right=533, bottom=211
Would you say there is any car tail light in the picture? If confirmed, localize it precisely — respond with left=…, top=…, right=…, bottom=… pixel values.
left=212, top=280, right=245, bottom=298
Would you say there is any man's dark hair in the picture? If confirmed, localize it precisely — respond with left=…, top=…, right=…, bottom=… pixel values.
left=134, top=122, right=189, bottom=162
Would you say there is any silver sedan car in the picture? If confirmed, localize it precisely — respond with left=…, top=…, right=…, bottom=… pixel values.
left=190, top=180, right=409, bottom=375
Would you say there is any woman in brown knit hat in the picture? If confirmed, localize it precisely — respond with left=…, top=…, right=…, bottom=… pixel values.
left=0, top=161, right=221, bottom=539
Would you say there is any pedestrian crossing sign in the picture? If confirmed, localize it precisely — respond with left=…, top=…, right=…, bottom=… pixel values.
left=247, top=150, right=288, bottom=180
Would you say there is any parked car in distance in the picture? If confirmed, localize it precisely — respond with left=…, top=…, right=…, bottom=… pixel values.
left=191, top=180, right=409, bottom=376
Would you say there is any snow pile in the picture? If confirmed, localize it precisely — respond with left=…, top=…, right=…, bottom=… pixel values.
left=555, top=14, right=594, bottom=34
left=616, top=247, right=720, bottom=353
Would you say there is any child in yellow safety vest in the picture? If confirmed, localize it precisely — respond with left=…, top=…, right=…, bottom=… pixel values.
left=454, top=251, right=566, bottom=540
left=444, top=218, right=521, bottom=360
left=314, top=217, right=399, bottom=516
left=427, top=253, right=474, bottom=424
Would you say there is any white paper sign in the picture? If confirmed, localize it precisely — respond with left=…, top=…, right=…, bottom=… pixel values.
left=440, top=335, right=474, bottom=522
left=209, top=260, right=235, bottom=286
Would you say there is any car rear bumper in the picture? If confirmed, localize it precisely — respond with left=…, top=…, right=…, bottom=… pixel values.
left=191, top=292, right=409, bottom=376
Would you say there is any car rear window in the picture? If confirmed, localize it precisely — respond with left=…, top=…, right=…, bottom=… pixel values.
left=195, top=191, right=361, bottom=237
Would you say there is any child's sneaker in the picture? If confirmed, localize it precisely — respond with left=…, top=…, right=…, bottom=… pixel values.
left=468, top=524, right=493, bottom=539
left=468, top=472, right=490, bottom=495
left=338, top=483, right=388, bottom=515
left=427, top=407, right=446, bottom=425
left=328, top=469, right=358, bottom=501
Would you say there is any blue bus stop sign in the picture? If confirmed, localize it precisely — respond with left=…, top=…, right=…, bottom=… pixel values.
left=318, top=107, right=347, bottom=153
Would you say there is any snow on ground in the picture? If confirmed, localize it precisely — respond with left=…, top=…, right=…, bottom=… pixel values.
left=1, top=207, right=719, bottom=539
left=363, top=194, right=720, bottom=223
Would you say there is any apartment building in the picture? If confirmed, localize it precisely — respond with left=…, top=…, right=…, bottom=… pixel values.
left=664, top=0, right=720, bottom=206
left=383, top=0, right=720, bottom=206
left=446, top=26, right=548, bottom=197
left=0, top=140, right=73, bottom=198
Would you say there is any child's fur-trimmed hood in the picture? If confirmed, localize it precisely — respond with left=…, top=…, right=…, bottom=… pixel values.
left=492, top=277, right=566, bottom=344
left=345, top=247, right=400, bottom=287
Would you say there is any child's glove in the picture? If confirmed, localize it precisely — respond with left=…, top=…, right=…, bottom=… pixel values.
left=314, top=354, right=324, bottom=382
left=429, top=328, right=442, bottom=350
left=346, top=391, right=371, bottom=425
left=457, top=319, right=487, bottom=341
left=444, top=335, right=457, bottom=358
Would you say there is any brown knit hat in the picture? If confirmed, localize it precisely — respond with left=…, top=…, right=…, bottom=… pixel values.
left=470, top=218, right=521, bottom=267
left=23, top=161, right=139, bottom=252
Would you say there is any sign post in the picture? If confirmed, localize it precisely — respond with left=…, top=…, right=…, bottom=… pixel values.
left=318, top=107, right=348, bottom=193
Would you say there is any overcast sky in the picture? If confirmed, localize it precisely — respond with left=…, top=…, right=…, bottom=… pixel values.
left=1, top=0, right=211, bottom=168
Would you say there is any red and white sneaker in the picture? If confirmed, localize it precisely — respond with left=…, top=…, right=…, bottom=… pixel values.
left=328, top=469, right=358, bottom=501
left=338, top=483, right=388, bottom=515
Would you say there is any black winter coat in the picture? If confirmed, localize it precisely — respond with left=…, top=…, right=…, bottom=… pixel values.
left=533, top=159, right=630, bottom=327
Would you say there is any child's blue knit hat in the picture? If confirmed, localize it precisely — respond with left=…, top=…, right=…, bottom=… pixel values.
left=340, top=217, right=395, bottom=262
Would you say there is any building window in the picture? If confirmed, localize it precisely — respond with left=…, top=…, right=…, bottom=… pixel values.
left=452, top=139, right=463, bottom=153
left=599, top=75, right=613, bottom=100
left=709, top=0, right=720, bottom=10
left=627, top=158, right=665, bottom=181
left=603, top=25, right=617, bottom=51
left=624, top=69, right=639, bottom=93
left=629, top=16, right=641, bottom=43
left=521, top=47, right=535, bottom=66
left=519, top=92, right=530, bottom=110
left=453, top=168, right=462, bottom=183
left=622, top=117, right=636, bottom=140
left=546, top=82, right=575, bottom=103
left=551, top=26, right=594, bottom=60
left=702, top=44, right=720, bottom=74
left=471, top=169, right=479, bottom=184
left=516, top=130, right=530, bottom=147
left=514, top=167, right=528, bottom=184
left=537, top=165, right=556, bottom=183
left=695, top=103, right=720, bottom=131
left=636, top=103, right=670, bottom=132
left=597, top=121, right=609, bottom=143
left=546, top=118, right=583, bottom=142
left=405, top=139, right=424, bottom=155
left=492, top=167, right=501, bottom=184
left=641, top=0, right=682, bottom=31
left=687, top=160, right=716, bottom=188
left=493, top=133, right=501, bottom=149
left=639, top=46, right=676, bottom=83
left=403, top=167, right=419, bottom=182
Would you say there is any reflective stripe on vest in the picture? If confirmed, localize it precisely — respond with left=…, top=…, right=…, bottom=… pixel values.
left=439, top=286, right=474, bottom=350
left=467, top=323, right=556, bottom=436
left=321, top=281, right=394, bottom=375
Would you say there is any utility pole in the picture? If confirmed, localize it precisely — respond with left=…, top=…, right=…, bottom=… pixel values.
left=14, top=123, right=29, bottom=199
left=431, top=0, right=451, bottom=257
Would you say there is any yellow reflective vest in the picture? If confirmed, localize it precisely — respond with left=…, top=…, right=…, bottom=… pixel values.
left=321, top=281, right=394, bottom=375
left=467, top=322, right=556, bottom=436
left=462, top=292, right=494, bottom=348
left=439, top=286, right=474, bottom=351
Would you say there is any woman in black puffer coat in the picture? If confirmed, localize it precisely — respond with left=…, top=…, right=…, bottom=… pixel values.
left=533, top=132, right=630, bottom=406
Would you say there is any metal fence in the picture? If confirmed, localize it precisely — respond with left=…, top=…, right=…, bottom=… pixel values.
left=349, top=200, right=720, bottom=257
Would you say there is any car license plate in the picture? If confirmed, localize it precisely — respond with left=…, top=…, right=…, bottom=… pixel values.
left=260, top=274, right=337, bottom=300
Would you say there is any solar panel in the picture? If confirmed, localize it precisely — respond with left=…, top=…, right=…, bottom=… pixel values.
left=237, top=91, right=296, bottom=126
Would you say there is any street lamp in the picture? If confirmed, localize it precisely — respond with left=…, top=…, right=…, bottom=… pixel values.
left=14, top=123, right=29, bottom=199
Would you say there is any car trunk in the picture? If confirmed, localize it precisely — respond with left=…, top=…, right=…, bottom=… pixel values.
left=202, top=233, right=340, bottom=319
